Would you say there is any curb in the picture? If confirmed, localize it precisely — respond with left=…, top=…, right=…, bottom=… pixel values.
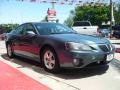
left=111, top=59, right=120, bottom=70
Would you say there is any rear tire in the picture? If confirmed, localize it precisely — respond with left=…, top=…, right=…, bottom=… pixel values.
left=41, top=47, right=60, bottom=73
left=6, top=43, right=14, bottom=58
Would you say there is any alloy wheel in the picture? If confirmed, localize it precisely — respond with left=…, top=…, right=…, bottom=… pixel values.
left=43, top=50, right=55, bottom=70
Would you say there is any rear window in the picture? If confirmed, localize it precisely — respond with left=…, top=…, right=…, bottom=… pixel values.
left=73, top=21, right=91, bottom=26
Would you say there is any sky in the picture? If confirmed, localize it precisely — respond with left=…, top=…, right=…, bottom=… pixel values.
left=0, top=0, right=76, bottom=24
left=0, top=0, right=119, bottom=24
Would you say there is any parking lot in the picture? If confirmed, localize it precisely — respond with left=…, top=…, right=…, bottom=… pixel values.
left=1, top=0, right=120, bottom=89
left=0, top=40, right=120, bottom=90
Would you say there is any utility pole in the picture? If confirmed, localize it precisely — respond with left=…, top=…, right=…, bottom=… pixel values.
left=110, top=0, right=115, bottom=37
left=52, top=0, right=55, bottom=9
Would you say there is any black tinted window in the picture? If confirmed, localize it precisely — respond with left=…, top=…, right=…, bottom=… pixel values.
left=11, top=25, right=24, bottom=34
left=26, top=24, right=35, bottom=31
left=112, top=26, right=120, bottom=30
left=22, top=24, right=36, bottom=35
left=73, top=22, right=90, bottom=26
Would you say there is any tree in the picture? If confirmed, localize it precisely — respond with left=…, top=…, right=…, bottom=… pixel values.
left=41, top=15, right=48, bottom=22
left=73, top=5, right=110, bottom=26
left=64, top=16, right=73, bottom=27
left=114, top=3, right=120, bottom=25
left=64, top=10, right=74, bottom=27
left=0, top=24, right=19, bottom=33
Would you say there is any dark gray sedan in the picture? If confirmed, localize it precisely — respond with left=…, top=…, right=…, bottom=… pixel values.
left=5, top=22, right=115, bottom=73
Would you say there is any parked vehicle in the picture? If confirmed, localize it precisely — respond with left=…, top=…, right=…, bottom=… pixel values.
left=100, top=28, right=110, bottom=37
left=72, top=21, right=99, bottom=35
left=5, top=22, right=115, bottom=73
left=112, top=25, right=120, bottom=38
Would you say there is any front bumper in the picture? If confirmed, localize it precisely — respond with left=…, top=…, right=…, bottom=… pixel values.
left=60, top=50, right=114, bottom=68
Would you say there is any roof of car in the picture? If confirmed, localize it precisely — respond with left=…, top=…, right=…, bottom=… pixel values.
left=24, top=22, right=57, bottom=25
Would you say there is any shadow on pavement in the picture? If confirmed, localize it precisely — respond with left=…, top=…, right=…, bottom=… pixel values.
left=111, top=59, right=120, bottom=73
left=56, top=65, right=109, bottom=79
left=1, top=54, right=109, bottom=79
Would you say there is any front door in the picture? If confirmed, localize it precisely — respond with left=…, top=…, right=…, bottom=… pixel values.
left=19, top=23, right=40, bottom=60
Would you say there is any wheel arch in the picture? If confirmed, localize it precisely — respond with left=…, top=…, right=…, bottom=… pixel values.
left=39, top=44, right=57, bottom=60
left=39, top=44, right=61, bottom=73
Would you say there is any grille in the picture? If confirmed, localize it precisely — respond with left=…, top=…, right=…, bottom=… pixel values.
left=99, top=44, right=111, bottom=52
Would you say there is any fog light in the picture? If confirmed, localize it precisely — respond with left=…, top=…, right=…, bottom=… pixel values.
left=107, top=54, right=114, bottom=61
left=73, top=59, right=83, bottom=66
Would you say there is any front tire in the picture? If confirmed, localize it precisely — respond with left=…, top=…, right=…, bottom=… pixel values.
left=6, top=43, right=14, bottom=58
left=41, top=47, right=60, bottom=73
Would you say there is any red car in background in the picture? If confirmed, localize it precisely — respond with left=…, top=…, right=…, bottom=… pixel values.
left=0, top=33, right=6, bottom=40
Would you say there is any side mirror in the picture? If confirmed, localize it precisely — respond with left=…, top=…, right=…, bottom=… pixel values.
left=26, top=31, right=36, bottom=36
left=27, top=31, right=35, bottom=34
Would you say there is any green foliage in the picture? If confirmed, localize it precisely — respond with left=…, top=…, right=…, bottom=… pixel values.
left=0, top=24, right=19, bottom=33
left=41, top=16, right=48, bottom=22
left=64, top=16, right=73, bottom=27
left=64, top=10, right=74, bottom=27
left=65, top=3, right=120, bottom=26
left=73, top=5, right=110, bottom=26
left=114, top=4, right=120, bottom=25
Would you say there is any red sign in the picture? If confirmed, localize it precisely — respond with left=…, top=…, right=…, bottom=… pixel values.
left=47, top=8, right=56, bottom=16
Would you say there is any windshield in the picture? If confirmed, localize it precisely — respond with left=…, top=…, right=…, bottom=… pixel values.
left=35, top=23, right=76, bottom=35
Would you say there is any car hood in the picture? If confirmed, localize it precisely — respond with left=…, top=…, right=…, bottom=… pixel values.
left=49, top=33, right=110, bottom=44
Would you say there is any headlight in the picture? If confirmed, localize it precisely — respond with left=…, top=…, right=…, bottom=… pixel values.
left=65, top=42, right=92, bottom=51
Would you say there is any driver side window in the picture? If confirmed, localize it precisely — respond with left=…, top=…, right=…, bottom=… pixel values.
left=22, top=24, right=36, bottom=35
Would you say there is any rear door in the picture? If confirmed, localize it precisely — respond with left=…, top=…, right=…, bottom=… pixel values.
left=12, top=24, right=25, bottom=54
